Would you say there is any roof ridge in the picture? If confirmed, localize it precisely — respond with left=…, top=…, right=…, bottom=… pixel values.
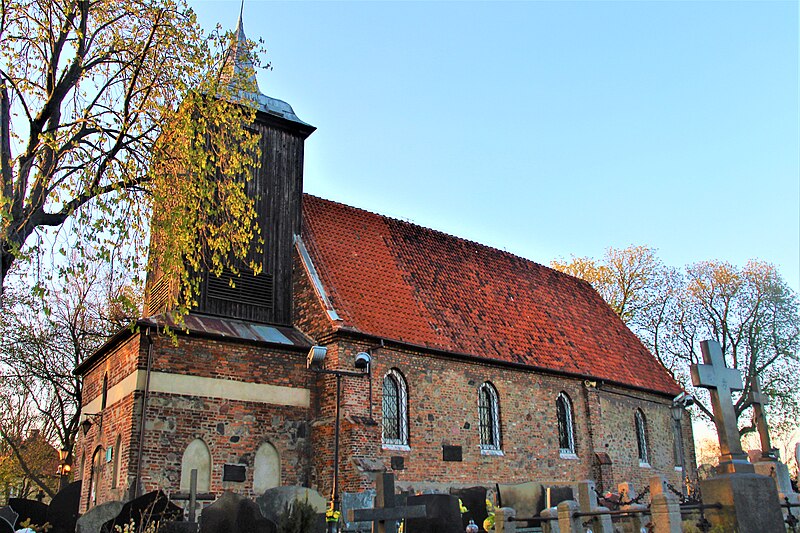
left=302, top=193, right=559, bottom=273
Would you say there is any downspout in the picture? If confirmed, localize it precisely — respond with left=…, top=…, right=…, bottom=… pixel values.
left=134, top=327, right=154, bottom=499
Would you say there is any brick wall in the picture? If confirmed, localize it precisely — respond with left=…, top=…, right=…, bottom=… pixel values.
left=309, top=337, right=695, bottom=497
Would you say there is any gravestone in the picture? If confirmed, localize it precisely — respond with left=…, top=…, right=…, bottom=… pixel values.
left=256, top=485, right=326, bottom=525
left=0, top=517, right=12, bottom=533
left=7, top=499, right=44, bottom=530
left=404, top=493, right=461, bottom=533
left=496, top=481, right=543, bottom=518
left=76, top=501, right=124, bottom=533
left=101, top=490, right=183, bottom=533
left=199, top=491, right=275, bottom=533
left=348, top=474, right=426, bottom=533
left=746, top=376, right=800, bottom=505
left=449, top=486, right=487, bottom=531
left=0, top=506, right=17, bottom=533
left=47, top=480, right=82, bottom=533
left=341, top=489, right=375, bottom=531
left=693, top=340, right=785, bottom=533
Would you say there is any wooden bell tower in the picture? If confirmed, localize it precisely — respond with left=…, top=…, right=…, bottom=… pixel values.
left=144, top=13, right=315, bottom=325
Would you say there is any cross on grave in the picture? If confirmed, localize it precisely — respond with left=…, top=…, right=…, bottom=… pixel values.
left=347, top=473, right=427, bottom=533
left=748, top=374, right=778, bottom=461
left=690, top=339, right=753, bottom=474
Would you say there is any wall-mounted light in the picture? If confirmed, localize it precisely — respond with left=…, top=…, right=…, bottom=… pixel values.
left=81, top=413, right=102, bottom=436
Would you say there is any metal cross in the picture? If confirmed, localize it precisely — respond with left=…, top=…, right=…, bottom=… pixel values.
left=348, top=473, right=427, bottom=533
left=690, top=339, right=753, bottom=473
left=749, top=375, right=777, bottom=460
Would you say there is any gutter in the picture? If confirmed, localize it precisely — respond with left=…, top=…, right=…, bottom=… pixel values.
left=134, top=327, right=154, bottom=499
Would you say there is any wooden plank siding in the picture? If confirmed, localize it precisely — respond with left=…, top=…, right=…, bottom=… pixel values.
left=144, top=110, right=313, bottom=326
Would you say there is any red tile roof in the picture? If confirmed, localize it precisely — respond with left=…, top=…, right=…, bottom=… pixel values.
left=301, top=194, right=681, bottom=396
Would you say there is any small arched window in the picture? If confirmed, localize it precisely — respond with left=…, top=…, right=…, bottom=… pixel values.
left=101, top=373, right=108, bottom=410
left=478, top=382, right=501, bottom=451
left=382, top=369, right=408, bottom=446
left=635, top=409, right=649, bottom=465
left=556, top=392, right=575, bottom=455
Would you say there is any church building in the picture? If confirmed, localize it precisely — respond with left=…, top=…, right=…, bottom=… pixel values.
left=74, top=15, right=695, bottom=513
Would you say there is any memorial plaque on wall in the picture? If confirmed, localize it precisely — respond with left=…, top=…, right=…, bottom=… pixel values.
left=442, top=445, right=462, bottom=462
left=222, top=464, right=246, bottom=482
left=391, top=456, right=405, bottom=470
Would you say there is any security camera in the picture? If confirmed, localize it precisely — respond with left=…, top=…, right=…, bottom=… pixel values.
left=307, top=346, right=327, bottom=369
left=673, top=392, right=694, bottom=407
left=354, top=352, right=371, bottom=371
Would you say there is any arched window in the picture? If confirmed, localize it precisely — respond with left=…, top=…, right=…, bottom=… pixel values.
left=556, top=392, right=575, bottom=455
left=253, top=442, right=280, bottom=495
left=478, top=382, right=501, bottom=451
left=635, top=409, right=649, bottom=465
left=111, top=435, right=122, bottom=489
left=382, top=369, right=408, bottom=446
left=101, top=373, right=108, bottom=410
left=180, top=439, right=211, bottom=493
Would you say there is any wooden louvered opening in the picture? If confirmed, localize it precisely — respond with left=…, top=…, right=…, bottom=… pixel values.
left=147, top=277, right=175, bottom=315
left=205, top=268, right=274, bottom=311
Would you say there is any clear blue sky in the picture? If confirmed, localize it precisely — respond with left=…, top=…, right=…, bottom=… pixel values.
left=191, top=0, right=799, bottom=291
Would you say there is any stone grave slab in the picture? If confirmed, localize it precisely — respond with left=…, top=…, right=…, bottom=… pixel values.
left=449, top=486, right=487, bottom=531
left=341, top=489, right=375, bottom=531
left=101, top=490, right=183, bottom=533
left=255, top=485, right=326, bottom=525
left=199, top=491, right=275, bottom=533
left=0, top=506, right=17, bottom=533
left=7, top=499, right=44, bottom=530
left=496, top=481, right=543, bottom=518
left=47, top=480, right=82, bottom=533
left=404, top=493, right=461, bottom=533
left=76, top=501, right=124, bottom=533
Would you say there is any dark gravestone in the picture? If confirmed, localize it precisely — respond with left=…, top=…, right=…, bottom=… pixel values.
left=0, top=517, right=13, bottom=533
left=0, top=506, right=18, bottom=533
left=449, top=487, right=487, bottom=531
left=158, top=523, right=199, bottom=533
left=256, top=486, right=326, bottom=526
left=47, top=480, right=82, bottom=533
left=341, top=489, right=375, bottom=532
left=199, top=491, right=275, bottom=533
left=101, top=490, right=183, bottom=533
left=537, top=485, right=574, bottom=513
left=404, top=494, right=462, bottom=533
left=8, top=499, right=45, bottom=529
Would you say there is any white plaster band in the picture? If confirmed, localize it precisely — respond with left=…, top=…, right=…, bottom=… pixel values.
left=82, top=370, right=310, bottom=416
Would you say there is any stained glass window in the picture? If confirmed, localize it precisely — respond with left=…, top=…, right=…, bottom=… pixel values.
left=479, top=382, right=501, bottom=450
left=382, top=369, right=408, bottom=446
left=556, top=392, right=575, bottom=454
left=636, top=409, right=649, bottom=464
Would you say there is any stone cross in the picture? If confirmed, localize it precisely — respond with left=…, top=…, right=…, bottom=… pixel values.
left=690, top=339, right=753, bottom=474
left=347, top=473, right=427, bottom=533
left=748, top=375, right=778, bottom=460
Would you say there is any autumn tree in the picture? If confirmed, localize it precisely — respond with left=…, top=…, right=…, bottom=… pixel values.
left=551, top=245, right=665, bottom=325
left=0, top=0, right=263, bottom=312
left=553, top=249, right=800, bottom=440
left=0, top=267, right=135, bottom=498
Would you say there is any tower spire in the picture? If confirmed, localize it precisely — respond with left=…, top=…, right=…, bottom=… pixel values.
left=224, top=1, right=260, bottom=93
